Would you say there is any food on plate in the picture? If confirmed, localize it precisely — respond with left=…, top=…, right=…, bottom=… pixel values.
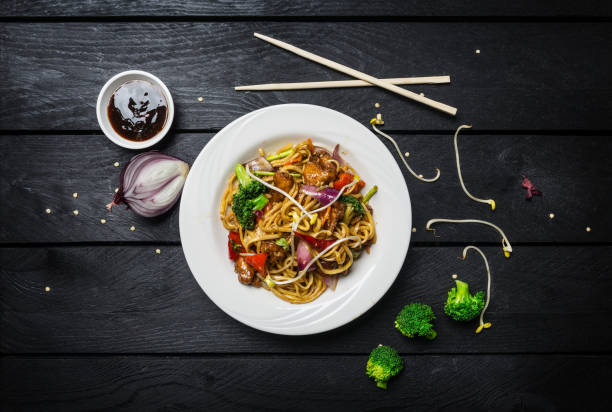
left=394, top=303, right=437, bottom=340
left=107, top=151, right=189, bottom=217
left=219, top=139, right=377, bottom=304
left=366, top=344, right=404, bottom=389
left=444, top=280, right=485, bottom=322
left=107, top=79, right=168, bottom=141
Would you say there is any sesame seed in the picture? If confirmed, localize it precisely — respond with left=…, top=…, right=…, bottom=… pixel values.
left=114, top=188, right=119, bottom=193
left=418, top=174, right=423, bottom=178
left=155, top=249, right=161, bottom=254
left=452, top=274, right=458, bottom=279
left=404, top=152, right=410, bottom=157
left=72, top=192, right=78, bottom=198
left=586, top=226, right=591, bottom=232
left=45, top=208, right=51, bottom=214
left=411, top=227, right=416, bottom=233
left=197, top=97, right=204, bottom=102
left=100, top=219, right=106, bottom=224
left=475, top=49, right=481, bottom=54
left=419, top=93, right=424, bottom=96
left=130, top=226, right=135, bottom=231
left=45, top=286, right=50, bottom=292
left=73, top=210, right=79, bottom=216
left=114, top=162, right=120, bottom=167
left=374, top=102, right=380, bottom=108
left=548, top=213, right=555, bottom=219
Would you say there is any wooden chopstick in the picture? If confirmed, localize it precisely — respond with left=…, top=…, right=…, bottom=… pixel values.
left=235, top=76, right=451, bottom=91
left=253, top=32, right=457, bottom=116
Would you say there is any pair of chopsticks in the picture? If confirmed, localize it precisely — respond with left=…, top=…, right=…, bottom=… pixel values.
left=235, top=33, right=457, bottom=116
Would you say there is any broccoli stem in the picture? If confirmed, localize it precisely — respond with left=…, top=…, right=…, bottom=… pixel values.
left=235, top=163, right=250, bottom=188
left=251, top=194, right=269, bottom=211
left=454, top=280, right=470, bottom=302
left=376, top=381, right=388, bottom=389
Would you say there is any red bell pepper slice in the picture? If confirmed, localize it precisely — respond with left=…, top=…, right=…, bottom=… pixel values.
left=244, top=253, right=267, bottom=274
left=294, top=231, right=335, bottom=252
left=333, top=172, right=354, bottom=190
left=228, top=231, right=244, bottom=261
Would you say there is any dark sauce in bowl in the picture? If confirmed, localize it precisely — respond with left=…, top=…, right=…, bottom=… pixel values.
left=107, top=80, right=168, bottom=141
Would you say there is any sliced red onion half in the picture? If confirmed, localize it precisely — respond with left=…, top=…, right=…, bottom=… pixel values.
left=296, top=239, right=316, bottom=272
left=106, top=151, right=189, bottom=217
left=245, top=156, right=274, bottom=172
left=300, top=185, right=339, bottom=206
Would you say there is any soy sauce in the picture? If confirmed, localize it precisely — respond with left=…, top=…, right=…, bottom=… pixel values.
left=107, top=80, right=167, bottom=141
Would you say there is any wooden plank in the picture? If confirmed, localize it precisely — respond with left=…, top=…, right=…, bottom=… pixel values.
left=2, top=246, right=610, bottom=353
left=2, top=22, right=612, bottom=131
left=1, top=133, right=609, bottom=244
left=2, top=1, right=611, bottom=17
left=1, top=355, right=609, bottom=411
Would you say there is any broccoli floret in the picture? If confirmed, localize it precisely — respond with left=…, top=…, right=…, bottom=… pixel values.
left=395, top=303, right=437, bottom=340
left=340, top=195, right=365, bottom=225
left=366, top=344, right=404, bottom=389
left=444, top=280, right=485, bottom=322
left=231, top=163, right=268, bottom=230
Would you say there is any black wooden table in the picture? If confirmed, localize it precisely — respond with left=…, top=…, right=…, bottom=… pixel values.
left=1, top=2, right=611, bottom=410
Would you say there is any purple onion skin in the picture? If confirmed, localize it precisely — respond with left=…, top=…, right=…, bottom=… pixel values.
left=300, top=185, right=339, bottom=206
left=108, top=151, right=189, bottom=218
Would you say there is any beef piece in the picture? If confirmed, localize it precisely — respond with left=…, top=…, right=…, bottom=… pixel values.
left=271, top=170, right=294, bottom=202
left=325, top=201, right=346, bottom=232
left=303, top=161, right=335, bottom=186
left=260, top=240, right=287, bottom=265
left=234, top=256, right=255, bottom=285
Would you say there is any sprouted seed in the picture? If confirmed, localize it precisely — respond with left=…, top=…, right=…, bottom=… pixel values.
left=375, top=102, right=380, bottom=108
left=453, top=125, right=496, bottom=211
left=586, top=226, right=592, bottom=232
left=155, top=248, right=161, bottom=254
left=130, top=226, right=135, bottom=231
left=197, top=97, right=204, bottom=102
left=426, top=218, right=512, bottom=258
left=370, top=116, right=440, bottom=183
left=462, top=246, right=492, bottom=334
left=100, top=219, right=107, bottom=224
left=114, top=162, right=120, bottom=167
left=73, top=210, right=79, bottom=216
left=45, top=286, right=50, bottom=292
left=549, top=213, right=555, bottom=219
left=475, top=49, right=481, bottom=54
left=45, top=208, right=51, bottom=214
left=73, top=192, right=78, bottom=198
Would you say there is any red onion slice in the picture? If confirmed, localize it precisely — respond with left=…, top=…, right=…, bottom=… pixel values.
left=321, top=275, right=339, bottom=291
left=296, top=239, right=316, bottom=272
left=245, top=156, right=274, bottom=172
left=107, top=151, right=189, bottom=218
left=332, top=144, right=344, bottom=165
left=300, top=185, right=339, bottom=206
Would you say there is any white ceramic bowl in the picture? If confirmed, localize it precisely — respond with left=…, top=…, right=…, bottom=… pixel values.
left=96, top=70, right=174, bottom=150
left=179, top=104, right=412, bottom=335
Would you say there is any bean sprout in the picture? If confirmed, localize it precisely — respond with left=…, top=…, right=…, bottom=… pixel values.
left=461, top=246, right=492, bottom=334
left=426, top=218, right=512, bottom=258
left=453, top=125, right=496, bottom=210
left=370, top=117, right=440, bottom=183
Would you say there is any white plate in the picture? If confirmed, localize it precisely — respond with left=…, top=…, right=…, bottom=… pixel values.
left=179, top=104, right=411, bottom=335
